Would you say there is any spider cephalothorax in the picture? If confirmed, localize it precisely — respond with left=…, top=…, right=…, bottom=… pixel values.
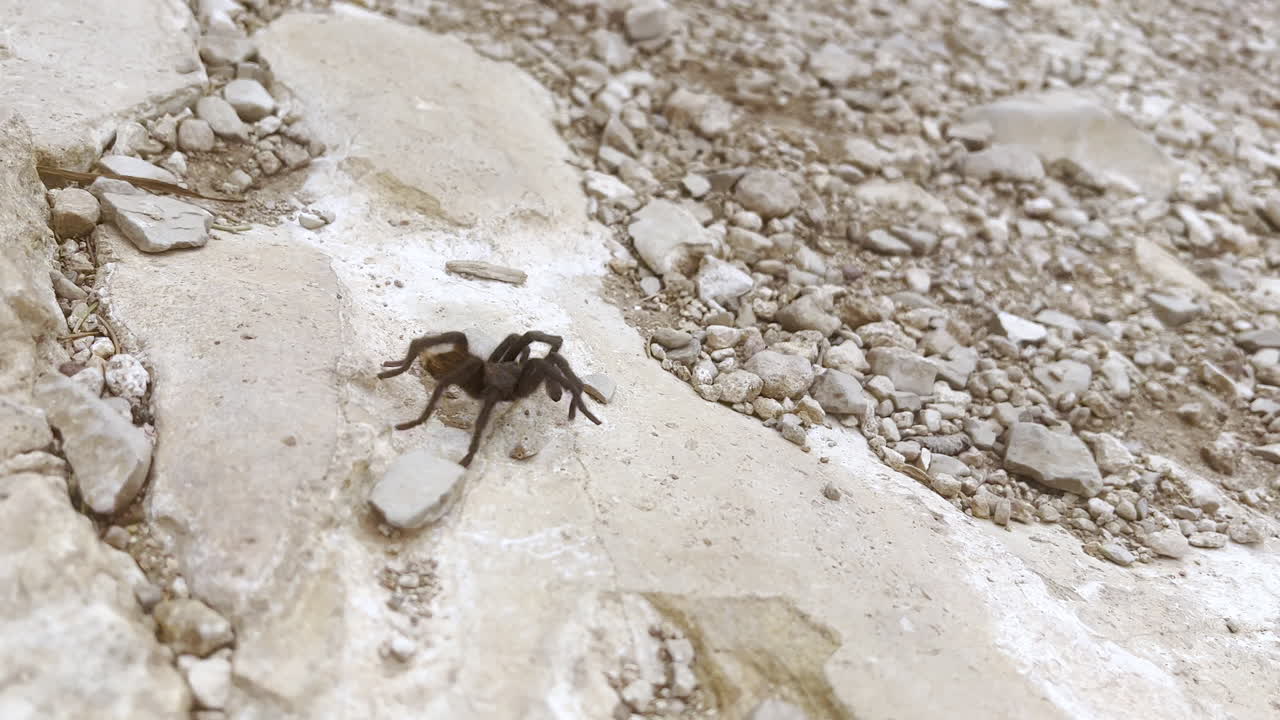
left=377, top=330, right=602, bottom=467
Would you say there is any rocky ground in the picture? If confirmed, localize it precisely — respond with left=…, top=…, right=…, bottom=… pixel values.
left=2, top=0, right=1279, bottom=719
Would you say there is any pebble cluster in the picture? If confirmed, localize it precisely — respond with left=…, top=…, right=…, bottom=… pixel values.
left=606, top=622, right=712, bottom=719
left=360, top=0, right=1280, bottom=568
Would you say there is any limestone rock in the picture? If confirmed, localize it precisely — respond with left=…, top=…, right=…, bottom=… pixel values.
left=223, top=79, right=275, bottom=122
left=0, top=1, right=204, bottom=166
left=867, top=347, right=937, bottom=395
left=97, top=155, right=179, bottom=184
left=696, top=255, right=754, bottom=309
left=1147, top=292, right=1202, bottom=327
left=181, top=654, right=231, bottom=710
left=1145, top=529, right=1190, bottom=559
left=200, top=31, right=256, bottom=66
left=1235, top=328, right=1280, bottom=352
left=748, top=699, right=810, bottom=720
left=1003, top=423, right=1102, bottom=497
left=100, top=192, right=213, bottom=252
left=713, top=370, right=764, bottom=403
left=0, top=472, right=189, bottom=719
left=369, top=449, right=466, bottom=529
left=33, top=374, right=152, bottom=515
left=3, top=391, right=50, bottom=456
left=178, top=118, right=216, bottom=152
left=964, top=91, right=1178, bottom=198
left=1033, top=360, right=1092, bottom=396
left=808, top=43, right=864, bottom=87
left=962, top=144, right=1044, bottom=183
left=51, top=188, right=101, bottom=237
left=581, top=373, right=616, bottom=404
left=624, top=0, right=672, bottom=42
left=993, top=312, right=1047, bottom=344
left=743, top=351, right=815, bottom=399
left=104, top=353, right=149, bottom=400
left=196, top=96, right=249, bottom=142
left=775, top=295, right=840, bottom=336
left=155, top=599, right=234, bottom=657
left=628, top=199, right=715, bottom=276
left=823, top=342, right=869, bottom=375
left=810, top=370, right=872, bottom=415
left=734, top=170, right=801, bottom=219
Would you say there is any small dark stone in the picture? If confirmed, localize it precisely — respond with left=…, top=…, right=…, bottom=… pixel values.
left=59, top=361, right=85, bottom=377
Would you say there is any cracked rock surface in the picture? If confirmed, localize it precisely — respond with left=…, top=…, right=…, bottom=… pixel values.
left=2, top=0, right=1280, bottom=719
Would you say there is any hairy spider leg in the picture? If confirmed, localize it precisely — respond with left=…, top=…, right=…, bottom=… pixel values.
left=514, top=358, right=563, bottom=401
left=490, top=331, right=565, bottom=363
left=394, top=356, right=483, bottom=430
left=379, top=331, right=470, bottom=379
left=460, top=391, right=503, bottom=467
left=545, top=352, right=603, bottom=424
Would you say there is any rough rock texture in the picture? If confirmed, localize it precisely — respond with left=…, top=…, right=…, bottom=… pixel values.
left=100, top=192, right=214, bottom=252
left=744, top=350, right=816, bottom=399
left=1003, top=423, right=1103, bottom=497
left=369, top=449, right=466, bottom=529
left=2, top=2, right=1272, bottom=719
left=223, top=78, right=276, bottom=121
left=0, top=0, right=205, bottom=166
left=0, top=472, right=191, bottom=719
left=628, top=199, right=715, bottom=275
left=102, top=221, right=343, bottom=620
left=34, top=373, right=153, bottom=515
left=50, top=188, right=101, bottom=237
left=1, top=116, right=186, bottom=708
left=963, top=91, right=1178, bottom=198
left=154, top=599, right=234, bottom=657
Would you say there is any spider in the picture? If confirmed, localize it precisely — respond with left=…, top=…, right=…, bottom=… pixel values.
left=377, top=330, right=603, bottom=467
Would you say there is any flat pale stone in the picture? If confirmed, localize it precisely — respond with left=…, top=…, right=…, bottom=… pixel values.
left=33, top=373, right=152, bottom=515
left=369, top=449, right=466, bottom=529
left=1003, top=422, right=1102, bottom=497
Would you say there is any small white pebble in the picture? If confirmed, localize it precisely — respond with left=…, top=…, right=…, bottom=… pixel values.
left=298, top=212, right=327, bottom=230
left=388, top=634, right=416, bottom=661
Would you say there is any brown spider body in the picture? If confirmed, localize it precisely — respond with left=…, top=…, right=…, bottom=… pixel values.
left=378, top=330, right=601, bottom=467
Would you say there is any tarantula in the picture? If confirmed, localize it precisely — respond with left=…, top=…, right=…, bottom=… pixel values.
left=377, top=330, right=602, bottom=467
